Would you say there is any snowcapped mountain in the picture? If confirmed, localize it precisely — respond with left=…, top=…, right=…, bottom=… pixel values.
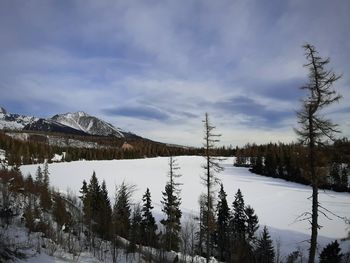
left=0, top=107, right=38, bottom=130
left=23, top=118, right=89, bottom=135
left=51, top=111, right=125, bottom=138
left=0, top=107, right=129, bottom=138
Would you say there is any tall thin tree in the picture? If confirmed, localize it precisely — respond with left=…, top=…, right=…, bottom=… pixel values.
left=202, top=112, right=223, bottom=262
left=295, top=43, right=342, bottom=263
left=161, top=156, right=182, bottom=251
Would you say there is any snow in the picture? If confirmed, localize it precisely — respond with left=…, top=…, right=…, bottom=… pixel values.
left=6, top=132, right=30, bottom=141
left=20, top=156, right=350, bottom=257
left=51, top=153, right=63, bottom=162
left=0, top=148, right=5, bottom=160
left=52, top=112, right=125, bottom=137
left=0, top=119, right=25, bottom=130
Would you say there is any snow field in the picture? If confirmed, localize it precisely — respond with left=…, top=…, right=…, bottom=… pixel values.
left=20, top=156, right=350, bottom=257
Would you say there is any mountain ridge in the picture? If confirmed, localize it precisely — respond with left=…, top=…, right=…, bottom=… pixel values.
left=0, top=107, right=131, bottom=138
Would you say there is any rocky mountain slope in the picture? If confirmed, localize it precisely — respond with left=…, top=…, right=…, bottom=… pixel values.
left=0, top=107, right=128, bottom=138
left=0, top=107, right=38, bottom=130
left=51, top=111, right=124, bottom=137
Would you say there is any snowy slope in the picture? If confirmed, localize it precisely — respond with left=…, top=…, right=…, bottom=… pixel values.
left=20, top=156, right=350, bottom=257
left=0, top=107, right=37, bottom=130
left=51, top=111, right=125, bottom=137
left=0, top=107, right=127, bottom=138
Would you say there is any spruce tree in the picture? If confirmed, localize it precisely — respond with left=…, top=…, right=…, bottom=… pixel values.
left=161, top=183, right=182, bottom=251
left=79, top=179, right=92, bottom=228
left=319, top=240, right=343, bottom=263
left=231, top=189, right=247, bottom=240
left=128, top=204, right=142, bottom=253
left=161, top=157, right=182, bottom=251
left=341, top=166, right=348, bottom=190
left=330, top=163, right=341, bottom=186
left=88, top=171, right=102, bottom=235
left=255, top=226, right=275, bottom=263
left=245, top=205, right=259, bottom=245
left=113, top=182, right=131, bottom=239
left=296, top=43, right=342, bottom=263
left=35, top=166, right=43, bottom=190
left=216, top=184, right=230, bottom=261
left=100, top=180, right=112, bottom=240
left=141, top=188, right=158, bottom=247
left=40, top=162, right=52, bottom=211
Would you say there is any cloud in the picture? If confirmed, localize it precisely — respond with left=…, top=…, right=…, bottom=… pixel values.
left=104, top=105, right=170, bottom=121
left=215, top=95, right=294, bottom=129
left=0, top=0, right=349, bottom=146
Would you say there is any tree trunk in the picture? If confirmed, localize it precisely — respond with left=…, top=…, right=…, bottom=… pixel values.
left=309, top=184, right=318, bottom=263
left=308, top=114, right=318, bottom=263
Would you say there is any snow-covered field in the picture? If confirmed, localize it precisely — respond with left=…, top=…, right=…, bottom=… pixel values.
left=20, top=156, right=350, bottom=257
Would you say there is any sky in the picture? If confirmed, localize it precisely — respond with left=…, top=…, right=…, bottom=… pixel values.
left=0, top=0, right=349, bottom=147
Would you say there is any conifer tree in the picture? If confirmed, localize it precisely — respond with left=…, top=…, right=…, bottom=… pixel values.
left=295, top=43, right=342, bottom=263
left=341, top=166, right=348, bottom=190
left=161, top=157, right=182, bottom=252
left=128, top=204, right=142, bottom=253
left=202, top=112, right=223, bottom=263
left=141, top=188, right=158, bottom=247
left=255, top=226, right=275, bottom=263
left=79, top=179, right=92, bottom=228
left=245, top=205, right=259, bottom=245
left=87, top=171, right=102, bottom=235
left=330, top=164, right=341, bottom=186
left=113, top=182, right=131, bottom=239
left=216, top=184, right=230, bottom=261
left=231, top=189, right=247, bottom=240
left=319, top=240, right=343, bottom=263
left=161, top=183, right=182, bottom=251
left=100, top=180, right=112, bottom=240
left=40, top=162, right=52, bottom=211
left=35, top=166, right=43, bottom=189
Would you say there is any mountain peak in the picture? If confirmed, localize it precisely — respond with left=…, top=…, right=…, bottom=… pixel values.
left=75, top=111, right=88, bottom=117
left=0, top=107, right=7, bottom=114
left=51, top=111, right=125, bottom=138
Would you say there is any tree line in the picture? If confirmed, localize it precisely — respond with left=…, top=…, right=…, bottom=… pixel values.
left=0, top=131, right=233, bottom=166
left=234, top=139, right=349, bottom=192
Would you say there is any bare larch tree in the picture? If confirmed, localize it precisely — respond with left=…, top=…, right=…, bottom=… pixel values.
left=202, top=112, right=223, bottom=263
left=295, top=43, right=342, bottom=263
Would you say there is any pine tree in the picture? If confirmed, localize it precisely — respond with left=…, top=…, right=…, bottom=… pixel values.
left=255, top=226, right=275, bottom=263
left=161, top=156, right=182, bottom=251
left=295, top=43, right=342, bottom=263
left=245, top=205, right=259, bottom=245
left=35, top=166, right=43, bottom=189
left=341, top=165, right=348, bottom=190
left=161, top=183, right=182, bottom=251
left=100, top=180, right=112, bottom=240
left=319, top=240, right=343, bottom=263
left=141, top=188, right=158, bottom=247
left=79, top=179, right=92, bottom=228
left=231, top=189, right=246, bottom=240
left=252, top=155, right=264, bottom=174
left=128, top=204, right=143, bottom=253
left=87, top=171, right=102, bottom=235
left=113, top=182, right=131, bottom=239
left=202, top=113, right=223, bottom=263
left=330, top=163, right=341, bottom=186
left=40, top=162, right=52, bottom=211
left=216, top=184, right=230, bottom=261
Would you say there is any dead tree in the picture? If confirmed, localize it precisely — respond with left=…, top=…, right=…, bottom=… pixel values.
left=202, top=113, right=223, bottom=263
left=295, top=43, right=342, bottom=263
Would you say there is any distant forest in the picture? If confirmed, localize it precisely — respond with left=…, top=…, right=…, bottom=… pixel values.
left=0, top=131, right=232, bottom=165
left=234, top=138, right=350, bottom=193
left=1, top=131, right=349, bottom=193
